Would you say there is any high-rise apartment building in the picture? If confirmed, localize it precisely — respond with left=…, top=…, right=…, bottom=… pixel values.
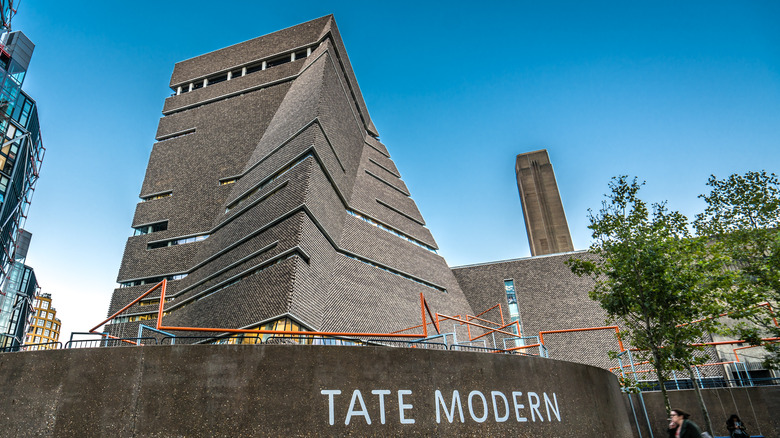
left=107, top=16, right=474, bottom=340
left=515, top=149, right=574, bottom=256
left=0, top=30, right=44, bottom=290
left=24, top=293, right=60, bottom=349
left=0, top=28, right=44, bottom=352
left=0, top=247, right=38, bottom=351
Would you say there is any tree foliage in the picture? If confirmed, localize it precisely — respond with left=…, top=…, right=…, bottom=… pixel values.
left=693, top=171, right=780, bottom=369
left=568, top=176, right=729, bottom=419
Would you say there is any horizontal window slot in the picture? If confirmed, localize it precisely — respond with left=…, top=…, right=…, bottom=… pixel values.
left=347, top=209, right=436, bottom=253
left=133, top=221, right=168, bottom=236
left=208, top=74, right=228, bottom=85
left=156, top=128, right=196, bottom=141
left=119, top=273, right=186, bottom=288
left=140, top=191, right=172, bottom=202
left=171, top=44, right=317, bottom=96
left=113, top=313, right=156, bottom=324
left=266, top=55, right=291, bottom=68
left=148, top=233, right=209, bottom=250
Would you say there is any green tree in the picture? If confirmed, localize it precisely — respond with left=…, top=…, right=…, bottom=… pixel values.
left=693, top=171, right=780, bottom=369
left=568, top=176, right=728, bottom=432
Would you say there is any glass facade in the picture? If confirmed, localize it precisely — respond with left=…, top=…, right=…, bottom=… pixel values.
left=147, top=233, right=209, bottom=249
left=0, top=262, right=38, bottom=351
left=504, top=279, right=522, bottom=335
left=119, top=273, right=186, bottom=288
left=0, top=31, right=44, bottom=292
left=133, top=221, right=168, bottom=236
left=217, top=318, right=309, bottom=345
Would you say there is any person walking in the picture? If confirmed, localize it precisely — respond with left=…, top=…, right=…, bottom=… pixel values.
left=670, top=409, right=703, bottom=438
left=667, top=418, right=680, bottom=438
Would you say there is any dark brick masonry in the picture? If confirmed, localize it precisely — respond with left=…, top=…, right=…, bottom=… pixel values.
left=107, top=15, right=475, bottom=339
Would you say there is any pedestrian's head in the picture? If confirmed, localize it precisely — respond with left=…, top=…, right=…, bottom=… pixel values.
left=670, top=409, right=689, bottom=426
left=728, top=414, right=741, bottom=424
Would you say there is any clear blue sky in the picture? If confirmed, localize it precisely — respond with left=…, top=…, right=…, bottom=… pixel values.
left=12, top=1, right=780, bottom=340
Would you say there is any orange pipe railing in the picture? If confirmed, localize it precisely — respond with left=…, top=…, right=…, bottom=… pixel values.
left=92, top=282, right=432, bottom=342
left=154, top=287, right=429, bottom=338
left=88, top=280, right=169, bottom=346
left=539, top=326, right=625, bottom=352
left=470, top=319, right=522, bottom=341
left=505, top=342, right=541, bottom=353
left=733, top=339, right=780, bottom=362
left=473, top=303, right=505, bottom=326
left=435, top=313, right=520, bottom=340
left=93, top=279, right=775, bottom=362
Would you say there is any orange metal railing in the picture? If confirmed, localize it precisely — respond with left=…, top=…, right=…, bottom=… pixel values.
left=90, top=280, right=541, bottom=354
left=89, top=278, right=778, bottom=364
left=733, top=339, right=780, bottom=362
left=87, top=280, right=168, bottom=346
left=539, top=325, right=626, bottom=352
left=92, top=281, right=444, bottom=343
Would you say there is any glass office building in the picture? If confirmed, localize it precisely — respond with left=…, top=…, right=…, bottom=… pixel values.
left=0, top=30, right=43, bottom=290
left=0, top=30, right=44, bottom=351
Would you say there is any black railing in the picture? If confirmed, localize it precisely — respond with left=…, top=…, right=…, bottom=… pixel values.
left=0, top=341, right=62, bottom=352
left=366, top=339, right=449, bottom=350
left=0, top=334, right=536, bottom=355
left=65, top=337, right=158, bottom=349
left=635, top=376, right=780, bottom=392
left=450, top=344, right=513, bottom=354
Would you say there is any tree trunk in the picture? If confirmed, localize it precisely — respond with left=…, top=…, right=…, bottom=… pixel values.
left=652, top=350, right=672, bottom=414
left=686, top=364, right=712, bottom=434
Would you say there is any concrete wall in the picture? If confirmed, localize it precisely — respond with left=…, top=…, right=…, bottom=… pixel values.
left=624, top=386, right=780, bottom=438
left=0, top=345, right=634, bottom=437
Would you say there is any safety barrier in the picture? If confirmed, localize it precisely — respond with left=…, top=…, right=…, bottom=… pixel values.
left=65, top=335, right=158, bottom=349
left=0, top=341, right=62, bottom=352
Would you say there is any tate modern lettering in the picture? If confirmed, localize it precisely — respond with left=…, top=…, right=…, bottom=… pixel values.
left=321, top=388, right=561, bottom=426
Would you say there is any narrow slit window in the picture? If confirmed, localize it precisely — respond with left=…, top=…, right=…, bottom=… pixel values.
left=504, top=279, right=522, bottom=335
left=147, top=233, right=209, bottom=250
left=141, top=192, right=172, bottom=202
left=266, top=55, right=290, bottom=68
left=133, top=221, right=168, bottom=236
left=209, top=74, right=228, bottom=85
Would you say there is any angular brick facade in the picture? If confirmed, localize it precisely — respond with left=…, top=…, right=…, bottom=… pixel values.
left=104, top=16, right=729, bottom=386
left=107, top=16, right=474, bottom=339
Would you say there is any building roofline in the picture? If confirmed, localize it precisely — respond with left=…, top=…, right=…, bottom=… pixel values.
left=450, top=249, right=587, bottom=269
left=172, top=15, right=333, bottom=66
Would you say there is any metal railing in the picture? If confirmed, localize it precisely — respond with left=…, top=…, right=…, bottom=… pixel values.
left=450, top=344, right=514, bottom=354
left=366, top=338, right=449, bottom=350
left=65, top=335, right=158, bottom=349
left=0, top=341, right=62, bottom=352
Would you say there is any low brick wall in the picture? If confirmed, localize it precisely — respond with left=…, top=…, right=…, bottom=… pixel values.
left=0, top=345, right=634, bottom=437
